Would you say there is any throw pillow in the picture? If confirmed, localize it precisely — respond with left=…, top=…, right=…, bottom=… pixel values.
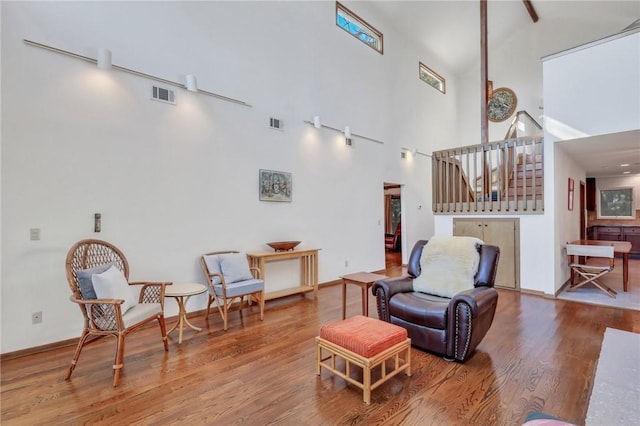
left=412, top=236, right=483, bottom=298
left=203, top=254, right=222, bottom=285
left=91, top=265, right=137, bottom=313
left=218, top=252, right=253, bottom=283
left=75, top=263, right=115, bottom=299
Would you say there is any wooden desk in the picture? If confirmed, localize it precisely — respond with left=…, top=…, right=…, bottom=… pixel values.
left=247, top=248, right=319, bottom=300
left=340, top=272, right=388, bottom=319
left=569, top=240, right=632, bottom=292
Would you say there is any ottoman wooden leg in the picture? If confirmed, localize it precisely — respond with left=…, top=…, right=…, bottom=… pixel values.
left=363, top=365, right=372, bottom=404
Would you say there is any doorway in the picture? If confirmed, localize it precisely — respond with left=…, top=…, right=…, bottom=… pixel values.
left=384, top=183, right=402, bottom=268
left=580, top=181, right=586, bottom=240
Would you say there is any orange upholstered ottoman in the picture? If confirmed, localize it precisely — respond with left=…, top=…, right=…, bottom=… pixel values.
left=316, top=315, right=411, bottom=404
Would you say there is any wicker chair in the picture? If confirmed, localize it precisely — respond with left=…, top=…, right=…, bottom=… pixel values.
left=65, top=239, right=170, bottom=386
left=200, top=250, right=265, bottom=330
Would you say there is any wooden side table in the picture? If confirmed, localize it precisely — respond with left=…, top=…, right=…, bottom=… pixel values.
left=165, top=282, right=207, bottom=344
left=340, top=272, right=388, bottom=319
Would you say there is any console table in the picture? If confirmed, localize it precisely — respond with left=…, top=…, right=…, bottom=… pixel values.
left=246, top=248, right=320, bottom=300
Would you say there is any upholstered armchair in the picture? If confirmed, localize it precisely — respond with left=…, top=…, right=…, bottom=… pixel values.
left=373, top=237, right=500, bottom=362
left=385, top=222, right=401, bottom=252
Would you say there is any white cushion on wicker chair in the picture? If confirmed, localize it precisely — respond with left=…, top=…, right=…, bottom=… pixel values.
left=92, top=265, right=138, bottom=313
left=76, top=262, right=115, bottom=299
left=213, top=278, right=263, bottom=297
left=123, top=303, right=163, bottom=328
left=202, top=254, right=222, bottom=285
left=218, top=252, right=254, bottom=283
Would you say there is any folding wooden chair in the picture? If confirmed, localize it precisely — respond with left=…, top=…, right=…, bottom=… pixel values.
left=566, top=244, right=616, bottom=298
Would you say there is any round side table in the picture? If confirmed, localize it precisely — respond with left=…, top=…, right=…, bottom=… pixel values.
left=165, top=282, right=207, bottom=344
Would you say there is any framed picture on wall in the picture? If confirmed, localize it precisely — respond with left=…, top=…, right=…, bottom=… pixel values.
left=598, top=187, right=634, bottom=219
left=568, top=178, right=574, bottom=211
left=259, top=169, right=292, bottom=202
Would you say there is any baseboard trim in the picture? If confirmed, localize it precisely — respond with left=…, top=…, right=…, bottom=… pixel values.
left=0, top=337, right=80, bottom=361
left=1, top=311, right=186, bottom=361
left=2, top=279, right=372, bottom=360
left=518, top=288, right=556, bottom=299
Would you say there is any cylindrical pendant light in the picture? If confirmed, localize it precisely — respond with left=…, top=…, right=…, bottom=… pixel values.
left=185, top=74, right=198, bottom=92
left=97, top=48, right=112, bottom=70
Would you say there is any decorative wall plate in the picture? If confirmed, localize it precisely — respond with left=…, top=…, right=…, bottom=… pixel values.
left=488, top=87, right=517, bottom=122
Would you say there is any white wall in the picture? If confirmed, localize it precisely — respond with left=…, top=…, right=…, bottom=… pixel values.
left=553, top=145, right=587, bottom=288
left=543, top=31, right=640, bottom=139
left=0, top=2, right=457, bottom=352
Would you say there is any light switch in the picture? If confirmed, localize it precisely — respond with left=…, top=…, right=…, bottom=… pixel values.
left=30, top=228, right=41, bottom=240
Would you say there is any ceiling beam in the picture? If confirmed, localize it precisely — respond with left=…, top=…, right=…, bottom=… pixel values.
left=522, top=0, right=539, bottom=23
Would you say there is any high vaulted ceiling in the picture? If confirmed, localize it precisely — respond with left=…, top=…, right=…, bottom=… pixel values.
left=367, top=0, right=639, bottom=73
left=364, top=1, right=640, bottom=177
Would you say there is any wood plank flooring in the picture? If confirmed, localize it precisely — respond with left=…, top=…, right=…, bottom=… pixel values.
left=2, top=262, right=639, bottom=425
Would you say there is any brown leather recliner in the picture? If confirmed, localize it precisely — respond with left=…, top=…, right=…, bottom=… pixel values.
left=373, top=239, right=500, bottom=362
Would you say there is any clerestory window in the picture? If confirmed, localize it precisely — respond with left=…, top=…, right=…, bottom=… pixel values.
left=336, top=2, right=383, bottom=54
left=419, top=62, right=446, bottom=94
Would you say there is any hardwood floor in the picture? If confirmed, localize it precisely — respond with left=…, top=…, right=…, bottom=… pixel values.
left=2, top=263, right=639, bottom=425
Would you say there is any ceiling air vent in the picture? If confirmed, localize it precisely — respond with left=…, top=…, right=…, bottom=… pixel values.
left=151, top=85, right=175, bottom=105
left=269, top=117, right=284, bottom=131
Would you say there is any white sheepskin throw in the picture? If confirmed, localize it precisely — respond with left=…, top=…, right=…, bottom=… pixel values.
left=412, top=236, right=483, bottom=298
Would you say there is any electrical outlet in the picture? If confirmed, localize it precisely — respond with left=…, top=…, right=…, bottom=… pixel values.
left=32, top=311, right=42, bottom=324
left=345, top=260, right=349, bottom=267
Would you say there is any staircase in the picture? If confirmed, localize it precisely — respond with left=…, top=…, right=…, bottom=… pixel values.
left=504, top=153, right=543, bottom=201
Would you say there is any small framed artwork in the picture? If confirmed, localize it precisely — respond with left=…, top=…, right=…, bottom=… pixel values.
left=259, top=169, right=292, bottom=202
left=568, top=178, right=574, bottom=211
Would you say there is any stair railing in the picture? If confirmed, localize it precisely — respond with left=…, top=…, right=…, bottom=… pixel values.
left=432, top=136, right=544, bottom=214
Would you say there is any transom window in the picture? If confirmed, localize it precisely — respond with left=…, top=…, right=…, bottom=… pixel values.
left=419, top=62, right=446, bottom=94
left=336, top=2, right=383, bottom=54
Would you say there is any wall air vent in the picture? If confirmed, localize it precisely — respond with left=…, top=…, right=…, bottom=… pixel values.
left=269, top=117, right=284, bottom=131
left=151, top=85, right=175, bottom=105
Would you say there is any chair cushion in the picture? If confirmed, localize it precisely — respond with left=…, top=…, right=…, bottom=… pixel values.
left=203, top=254, right=222, bottom=285
left=319, top=315, right=407, bottom=358
left=76, top=263, right=114, bottom=299
left=122, top=302, right=162, bottom=328
left=91, top=265, right=137, bottom=313
left=389, top=291, right=449, bottom=330
left=213, top=278, right=263, bottom=298
left=218, top=252, right=253, bottom=283
left=412, top=236, right=482, bottom=298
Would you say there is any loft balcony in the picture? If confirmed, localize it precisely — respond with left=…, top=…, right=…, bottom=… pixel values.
left=432, top=111, right=544, bottom=215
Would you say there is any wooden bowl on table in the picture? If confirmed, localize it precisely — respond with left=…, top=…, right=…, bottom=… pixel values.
left=266, top=241, right=301, bottom=252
